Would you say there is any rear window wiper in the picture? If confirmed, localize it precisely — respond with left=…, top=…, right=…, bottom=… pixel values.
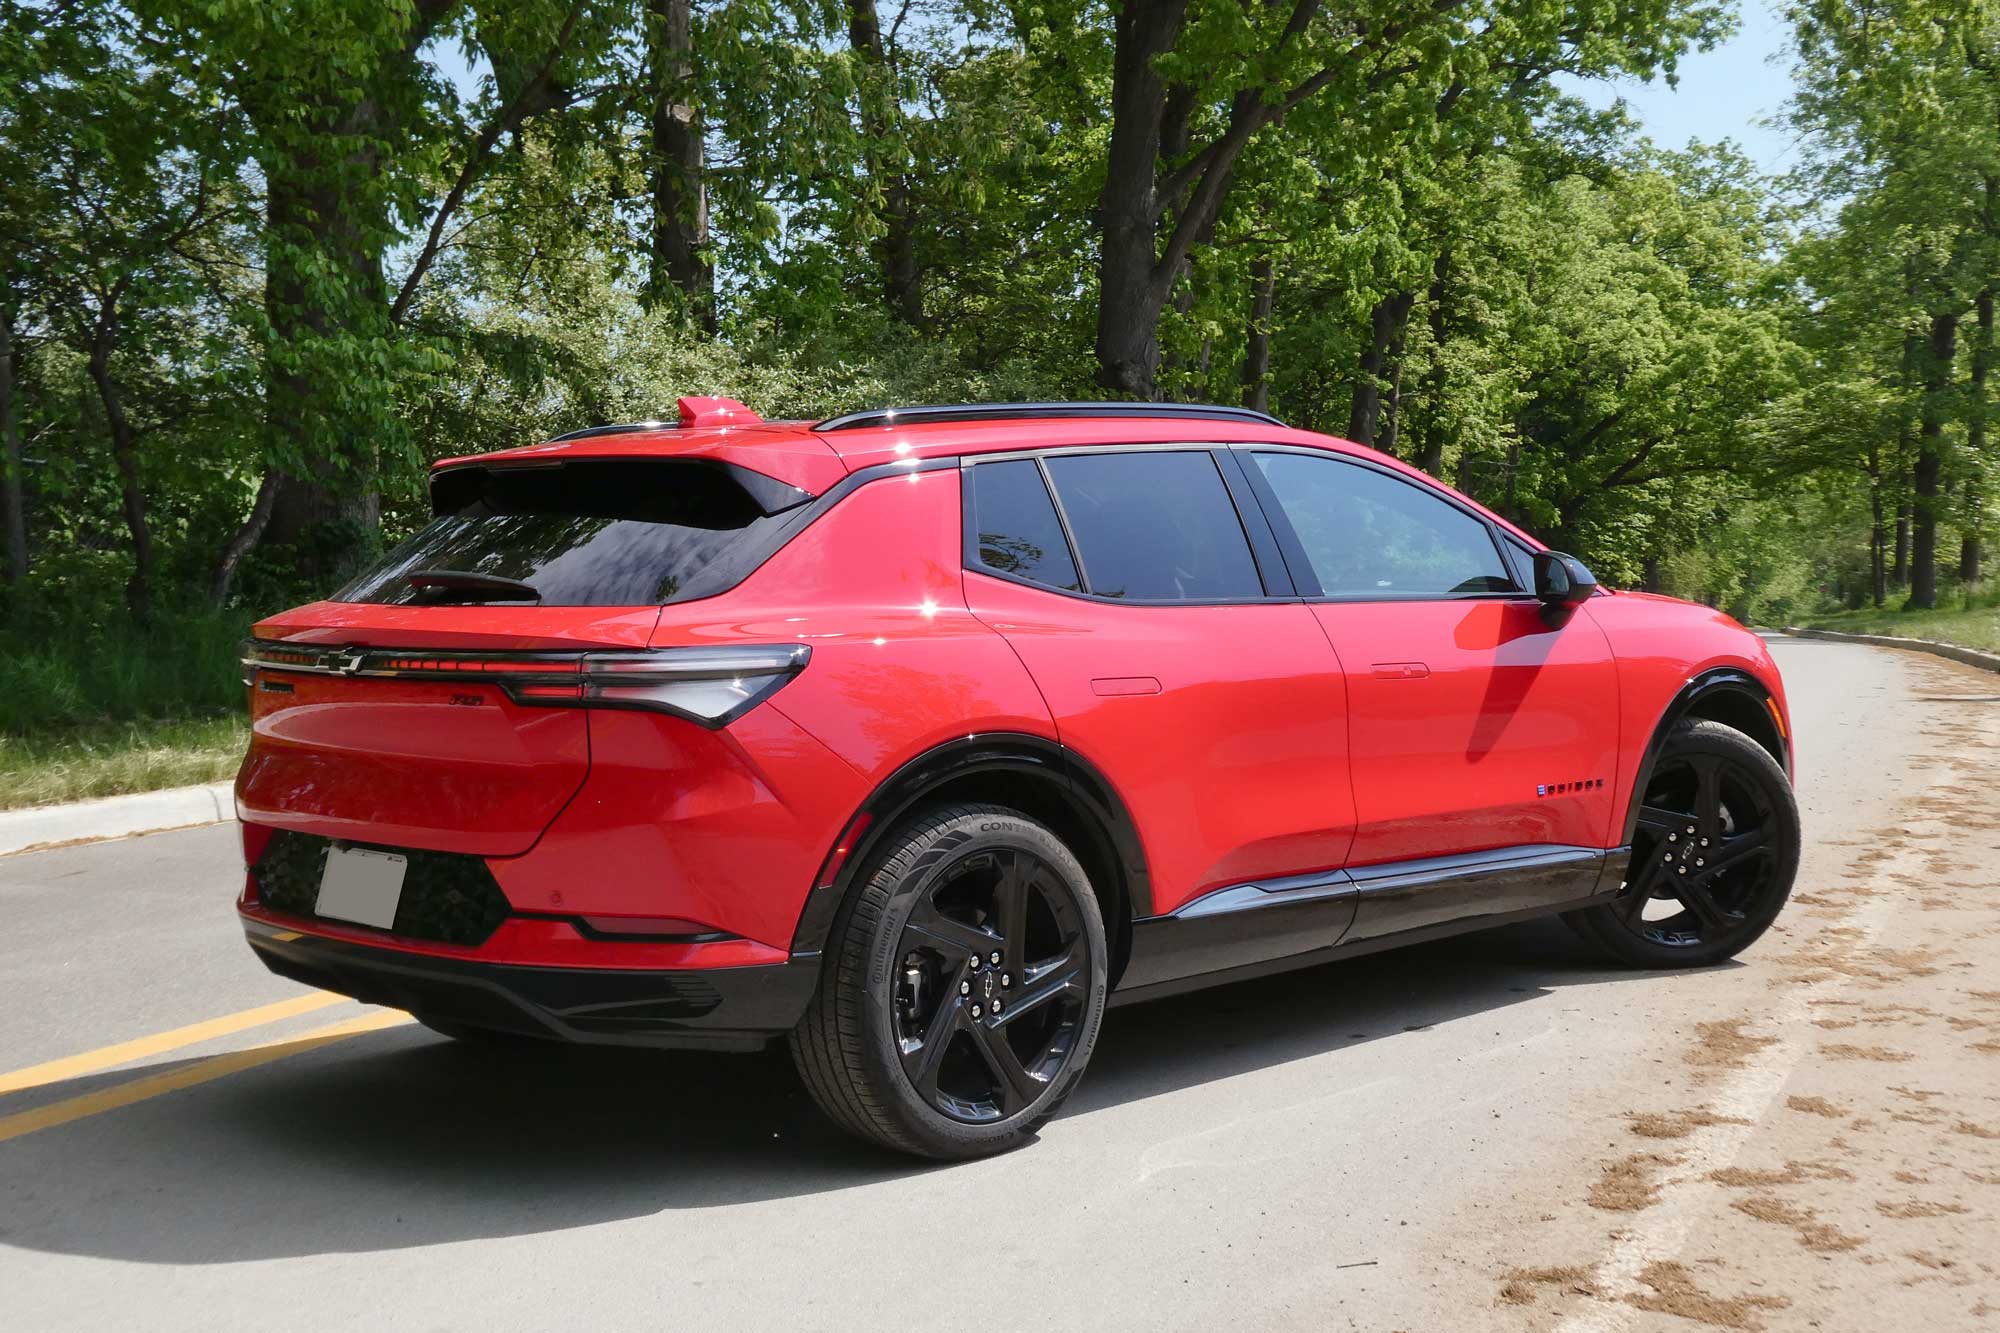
left=405, top=569, right=543, bottom=604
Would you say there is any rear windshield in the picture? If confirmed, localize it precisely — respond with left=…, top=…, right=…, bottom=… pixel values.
left=336, top=461, right=794, bottom=607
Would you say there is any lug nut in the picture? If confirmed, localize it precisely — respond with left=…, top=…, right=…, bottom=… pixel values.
left=1678, top=867, right=1687, bottom=875
left=1001, top=974, right=1011, bottom=988
left=1695, top=858, right=1705, bottom=867
left=991, top=999, right=1003, bottom=1014
left=971, top=1004, right=983, bottom=1019
left=959, top=980, right=970, bottom=995
left=989, top=950, right=1002, bottom=965
left=1700, top=838, right=1710, bottom=847
left=1686, top=825, right=1695, bottom=835
left=1668, top=833, right=1677, bottom=843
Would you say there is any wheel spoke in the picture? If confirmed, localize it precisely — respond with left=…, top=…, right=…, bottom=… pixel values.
left=1634, top=803, right=1690, bottom=836
left=1689, top=755, right=1725, bottom=845
left=998, top=940, right=1085, bottom=1026
left=900, top=993, right=966, bottom=1099
left=1676, top=879, right=1731, bottom=931
left=1702, top=825, right=1770, bottom=879
left=1621, top=851, right=1671, bottom=923
left=903, top=897, right=997, bottom=962
left=965, top=1016, right=1040, bottom=1114
left=993, top=851, right=1032, bottom=973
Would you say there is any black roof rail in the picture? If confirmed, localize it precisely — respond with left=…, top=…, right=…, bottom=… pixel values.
left=547, top=420, right=677, bottom=443
left=811, top=402, right=1287, bottom=432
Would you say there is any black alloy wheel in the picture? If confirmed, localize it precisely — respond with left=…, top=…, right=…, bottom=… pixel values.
left=892, top=846, right=1091, bottom=1123
left=1567, top=718, right=1799, bottom=967
left=790, top=803, right=1108, bottom=1159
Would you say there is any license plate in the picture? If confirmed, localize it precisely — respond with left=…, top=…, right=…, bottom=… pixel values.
left=316, top=845, right=407, bottom=930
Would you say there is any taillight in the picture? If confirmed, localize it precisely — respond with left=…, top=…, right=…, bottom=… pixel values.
left=563, top=645, right=811, bottom=726
left=240, top=641, right=810, bottom=728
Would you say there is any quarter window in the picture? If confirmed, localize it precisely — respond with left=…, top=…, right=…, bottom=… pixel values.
left=967, top=459, right=1081, bottom=591
left=1044, top=451, right=1263, bottom=601
left=1251, top=452, right=1515, bottom=597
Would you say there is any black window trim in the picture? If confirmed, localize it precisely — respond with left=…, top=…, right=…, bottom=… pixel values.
left=1499, top=532, right=1542, bottom=592
left=959, top=445, right=1295, bottom=606
left=1231, top=443, right=1534, bottom=605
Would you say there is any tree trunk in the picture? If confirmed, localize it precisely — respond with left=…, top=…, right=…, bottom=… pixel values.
left=1242, top=255, right=1274, bottom=412
left=0, top=304, right=24, bottom=586
left=1643, top=554, right=1662, bottom=594
left=1380, top=354, right=1406, bottom=459
left=1094, top=0, right=1190, bottom=398
left=1868, top=439, right=1887, bottom=607
left=1893, top=444, right=1912, bottom=587
left=1907, top=310, right=1958, bottom=610
left=646, top=0, right=713, bottom=329
left=1415, top=250, right=1451, bottom=477
left=1963, top=285, right=1991, bottom=585
left=847, top=0, right=922, bottom=327
left=209, top=469, right=281, bottom=609
left=85, top=329, right=153, bottom=619
left=256, top=141, right=389, bottom=582
left=1347, top=289, right=1414, bottom=445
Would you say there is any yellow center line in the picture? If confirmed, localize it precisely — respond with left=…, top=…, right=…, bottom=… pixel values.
left=0, top=1009, right=413, bottom=1145
left=0, top=991, right=349, bottom=1097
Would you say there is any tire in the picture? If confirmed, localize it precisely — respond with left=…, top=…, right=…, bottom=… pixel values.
left=789, top=803, right=1109, bottom=1159
left=1565, top=718, right=1799, bottom=968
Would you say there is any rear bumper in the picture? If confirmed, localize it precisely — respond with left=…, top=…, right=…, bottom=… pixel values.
left=242, top=916, right=819, bottom=1052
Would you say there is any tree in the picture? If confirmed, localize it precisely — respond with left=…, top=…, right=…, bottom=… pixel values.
left=643, top=0, right=714, bottom=326
left=1788, top=0, right=2000, bottom=606
left=165, top=0, right=622, bottom=600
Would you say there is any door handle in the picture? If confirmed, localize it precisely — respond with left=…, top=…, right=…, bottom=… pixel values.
left=1370, top=662, right=1430, bottom=680
left=1091, top=676, right=1163, bottom=696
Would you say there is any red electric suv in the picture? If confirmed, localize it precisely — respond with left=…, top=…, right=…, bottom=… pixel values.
left=235, top=398, right=1799, bottom=1158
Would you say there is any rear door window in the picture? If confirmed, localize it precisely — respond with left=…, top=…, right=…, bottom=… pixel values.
left=966, top=459, right=1082, bottom=591
left=1044, top=451, right=1264, bottom=601
left=337, top=460, right=795, bottom=607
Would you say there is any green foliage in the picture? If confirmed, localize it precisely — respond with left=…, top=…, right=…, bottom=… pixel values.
left=0, top=0, right=1994, bottom=761
left=0, top=600, right=250, bottom=734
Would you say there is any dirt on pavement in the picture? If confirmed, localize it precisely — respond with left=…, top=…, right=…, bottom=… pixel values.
left=1476, top=654, right=2000, bottom=1331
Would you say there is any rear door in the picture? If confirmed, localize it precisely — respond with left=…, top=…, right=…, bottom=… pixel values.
left=1237, top=446, right=1619, bottom=867
left=237, top=458, right=803, bottom=856
left=959, top=447, right=1355, bottom=918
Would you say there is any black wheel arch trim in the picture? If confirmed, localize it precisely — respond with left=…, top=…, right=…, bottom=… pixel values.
left=1621, top=667, right=1789, bottom=845
left=787, top=732, right=1153, bottom=961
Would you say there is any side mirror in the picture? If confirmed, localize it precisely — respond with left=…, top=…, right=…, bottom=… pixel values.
left=1533, top=551, right=1598, bottom=615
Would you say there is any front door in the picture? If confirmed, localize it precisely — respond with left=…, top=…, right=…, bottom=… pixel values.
left=1238, top=447, right=1620, bottom=869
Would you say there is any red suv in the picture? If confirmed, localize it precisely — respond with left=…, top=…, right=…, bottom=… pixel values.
left=236, top=398, right=1799, bottom=1158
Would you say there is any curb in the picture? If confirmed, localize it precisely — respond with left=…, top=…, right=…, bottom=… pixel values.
left=0, top=781, right=236, bottom=858
left=1784, top=625, right=2000, bottom=675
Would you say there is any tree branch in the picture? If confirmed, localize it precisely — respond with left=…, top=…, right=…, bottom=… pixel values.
left=388, top=2, right=586, bottom=325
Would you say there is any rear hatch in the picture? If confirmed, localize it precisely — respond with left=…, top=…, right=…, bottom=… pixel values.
left=238, top=457, right=814, bottom=857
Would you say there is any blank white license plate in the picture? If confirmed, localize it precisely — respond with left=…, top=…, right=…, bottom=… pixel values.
left=315, top=845, right=407, bottom=930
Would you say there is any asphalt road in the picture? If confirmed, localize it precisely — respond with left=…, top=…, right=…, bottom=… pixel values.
left=2, top=635, right=1997, bottom=1331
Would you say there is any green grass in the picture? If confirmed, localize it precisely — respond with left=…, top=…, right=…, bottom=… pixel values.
left=0, top=715, right=248, bottom=811
left=1803, top=595, right=2000, bottom=654
left=0, top=602, right=254, bottom=810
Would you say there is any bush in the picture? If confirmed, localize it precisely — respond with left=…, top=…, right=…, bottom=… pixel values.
left=0, top=603, right=251, bottom=735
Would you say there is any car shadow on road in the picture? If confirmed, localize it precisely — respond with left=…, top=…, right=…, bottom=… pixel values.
left=0, top=918, right=1717, bottom=1265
